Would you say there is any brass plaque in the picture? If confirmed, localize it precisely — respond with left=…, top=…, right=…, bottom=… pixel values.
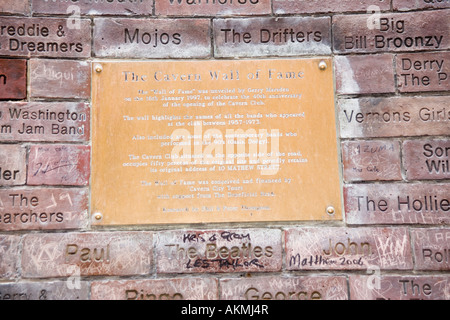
left=92, top=59, right=342, bottom=225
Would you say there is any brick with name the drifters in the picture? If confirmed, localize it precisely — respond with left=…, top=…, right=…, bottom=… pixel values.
left=27, top=145, right=90, bottom=186
left=339, top=96, right=450, bottom=138
left=93, top=18, right=211, bottom=59
left=403, top=139, right=450, bottom=180
left=350, top=275, right=450, bottom=300
left=393, top=0, right=450, bottom=11
left=411, top=228, right=450, bottom=271
left=0, top=281, right=89, bottom=300
left=0, top=144, right=26, bottom=186
left=333, top=11, right=450, bottom=54
left=0, top=17, right=91, bottom=58
left=274, top=0, right=390, bottom=14
left=92, top=278, right=218, bottom=300
left=156, top=0, right=270, bottom=16
left=31, top=0, right=153, bottom=15
left=220, top=276, right=348, bottom=300
left=0, top=0, right=29, bottom=15
left=0, top=188, right=89, bottom=231
left=396, top=52, right=450, bottom=93
left=285, top=227, right=413, bottom=271
left=0, top=102, right=90, bottom=142
left=155, top=229, right=282, bottom=273
left=0, top=59, right=27, bottom=100
left=22, top=232, right=153, bottom=278
left=214, top=17, right=331, bottom=58
left=345, top=183, right=450, bottom=225
left=0, top=235, right=20, bottom=280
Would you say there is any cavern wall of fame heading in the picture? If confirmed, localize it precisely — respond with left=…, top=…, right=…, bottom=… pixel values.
left=91, top=59, right=341, bottom=225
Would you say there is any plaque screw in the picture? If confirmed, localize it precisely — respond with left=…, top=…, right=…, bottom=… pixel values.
left=318, top=60, right=327, bottom=71
left=95, top=64, right=103, bottom=73
left=326, top=206, right=335, bottom=215
left=93, top=212, right=103, bottom=221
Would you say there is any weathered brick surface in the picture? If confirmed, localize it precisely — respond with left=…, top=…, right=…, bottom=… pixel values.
left=0, top=0, right=29, bottom=15
left=0, top=235, right=20, bottom=280
left=0, top=281, right=89, bottom=300
left=0, top=59, right=27, bottom=100
left=285, top=227, right=413, bottom=271
left=411, top=228, right=450, bottom=271
left=396, top=52, right=450, bottom=93
left=339, top=96, right=450, bottom=138
left=30, top=60, right=91, bottom=99
left=341, top=140, right=402, bottom=181
left=27, top=145, right=90, bottom=186
left=0, top=102, right=90, bottom=142
left=91, top=278, right=218, bottom=300
left=32, top=0, right=153, bottom=15
left=335, top=55, right=395, bottom=94
left=22, top=232, right=153, bottom=278
left=156, top=0, right=271, bottom=16
left=213, top=17, right=331, bottom=57
left=393, top=0, right=450, bottom=11
left=155, top=229, right=282, bottom=273
left=350, top=275, right=450, bottom=300
left=274, top=0, right=390, bottom=14
left=403, top=139, right=450, bottom=180
left=93, top=18, right=211, bottom=58
left=0, top=144, right=27, bottom=186
left=345, top=183, right=450, bottom=225
left=0, top=188, right=89, bottom=231
left=220, top=276, right=348, bottom=300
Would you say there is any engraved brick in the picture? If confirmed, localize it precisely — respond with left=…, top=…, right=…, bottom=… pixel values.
left=213, top=17, right=331, bottom=58
left=0, top=0, right=29, bottom=15
left=335, top=55, right=395, bottom=94
left=0, top=59, right=27, bottom=100
left=156, top=0, right=270, bottom=16
left=393, top=0, right=450, bottom=11
left=22, top=232, right=153, bottom=278
left=0, top=235, right=20, bottom=280
left=411, top=228, right=450, bottom=271
left=220, top=276, right=348, bottom=300
left=339, top=96, right=450, bottom=138
left=333, top=11, right=450, bottom=53
left=342, top=140, right=402, bottom=181
left=155, top=229, right=282, bottom=273
left=274, top=0, right=390, bottom=14
left=0, top=102, right=90, bottom=142
left=0, top=281, right=89, bottom=300
left=0, top=188, right=89, bottom=231
left=30, top=60, right=91, bottom=99
left=93, top=18, right=211, bottom=59
left=285, top=227, right=413, bottom=271
left=0, top=144, right=26, bottom=186
left=396, top=52, right=450, bottom=93
left=0, top=17, right=91, bottom=58
left=91, top=278, right=218, bottom=300
left=32, top=0, right=153, bottom=15
left=27, top=145, right=90, bottom=186
left=350, top=275, right=450, bottom=300
left=403, top=139, right=450, bottom=180
left=345, top=183, right=450, bottom=225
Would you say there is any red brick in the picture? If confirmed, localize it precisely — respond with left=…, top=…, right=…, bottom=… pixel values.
left=274, top=0, right=390, bottom=14
left=396, top=52, right=450, bottom=93
left=339, top=96, right=450, bottom=138
left=333, top=11, right=450, bottom=53
left=0, top=0, right=29, bottom=15
left=32, top=0, right=153, bottom=15
left=0, top=235, right=20, bottom=280
left=22, top=232, right=153, bottom=278
left=285, top=227, right=413, bottom=271
left=0, top=102, right=90, bottom=142
left=393, top=0, right=450, bottom=11
left=0, top=144, right=26, bottom=186
left=403, top=139, right=450, bottom=180
left=27, top=145, right=90, bottom=186
left=341, top=140, right=402, bottom=181
left=93, top=18, right=211, bottom=59
left=0, top=59, right=27, bottom=100
left=30, top=60, right=91, bottom=99
left=156, top=0, right=270, bottom=16
left=0, top=281, right=89, bottom=300
left=213, top=17, right=331, bottom=58
left=411, top=228, right=450, bottom=271
left=0, top=17, right=91, bottom=58
left=0, top=188, right=88, bottom=231
left=220, top=276, right=348, bottom=300
left=91, top=278, right=218, bottom=300
left=350, top=275, right=450, bottom=300
left=156, top=229, right=282, bottom=273
left=345, top=183, right=450, bottom=225
left=335, top=55, right=395, bottom=95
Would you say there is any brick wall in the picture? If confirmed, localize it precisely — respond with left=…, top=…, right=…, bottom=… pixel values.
left=0, top=1, right=449, bottom=300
